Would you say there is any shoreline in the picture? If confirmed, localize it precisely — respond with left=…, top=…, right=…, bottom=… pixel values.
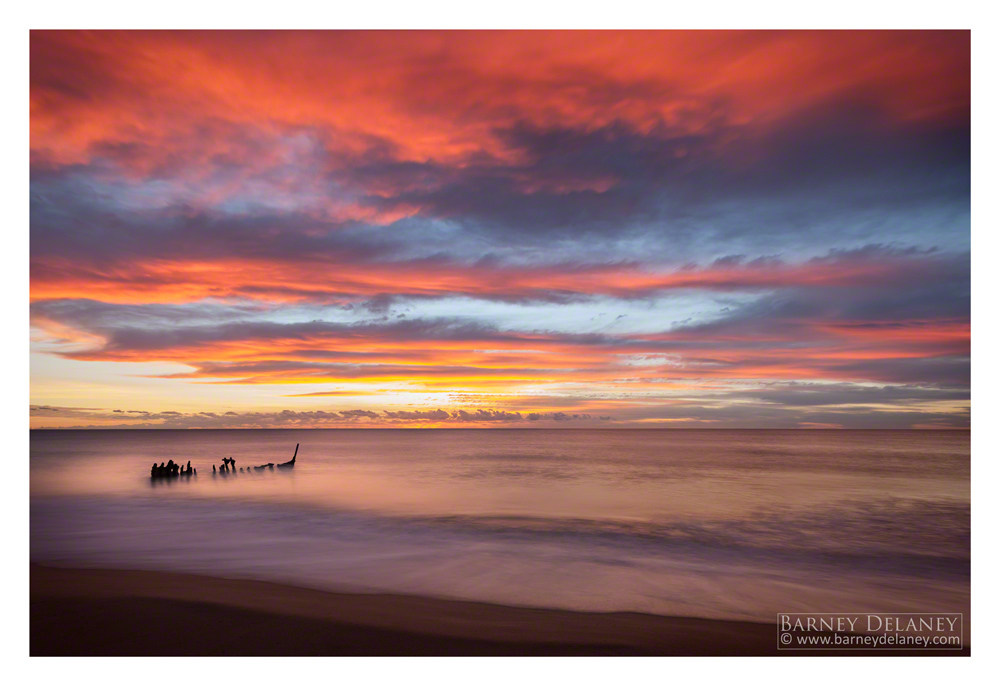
left=30, top=565, right=967, bottom=656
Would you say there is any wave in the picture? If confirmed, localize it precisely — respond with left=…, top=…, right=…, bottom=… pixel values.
left=31, top=493, right=969, bottom=621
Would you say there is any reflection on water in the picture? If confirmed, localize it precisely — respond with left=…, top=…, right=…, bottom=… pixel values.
left=30, top=429, right=970, bottom=622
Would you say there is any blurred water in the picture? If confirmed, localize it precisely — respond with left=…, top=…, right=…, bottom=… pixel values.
left=30, top=429, right=970, bottom=621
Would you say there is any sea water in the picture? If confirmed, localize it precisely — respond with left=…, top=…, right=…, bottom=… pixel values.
left=30, top=429, right=969, bottom=622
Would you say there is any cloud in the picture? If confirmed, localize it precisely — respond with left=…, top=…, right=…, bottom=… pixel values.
left=338, top=409, right=378, bottom=419
left=29, top=405, right=601, bottom=428
left=30, top=32, right=970, bottom=307
left=723, top=382, right=970, bottom=407
left=29, top=400, right=968, bottom=430
left=451, top=409, right=523, bottom=422
left=30, top=250, right=969, bottom=390
left=29, top=31, right=970, bottom=429
left=382, top=409, right=451, bottom=420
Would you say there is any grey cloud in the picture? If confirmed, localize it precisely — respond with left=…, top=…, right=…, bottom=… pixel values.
left=451, top=409, right=523, bottom=422
left=31, top=406, right=603, bottom=428
left=382, top=409, right=451, bottom=420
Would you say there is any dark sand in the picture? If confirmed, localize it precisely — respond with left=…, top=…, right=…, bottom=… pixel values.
left=31, top=565, right=966, bottom=656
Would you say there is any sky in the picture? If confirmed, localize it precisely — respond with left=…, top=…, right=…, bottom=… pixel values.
left=29, top=30, right=970, bottom=429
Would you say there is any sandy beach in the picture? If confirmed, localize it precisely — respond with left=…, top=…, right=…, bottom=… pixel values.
left=29, top=565, right=965, bottom=656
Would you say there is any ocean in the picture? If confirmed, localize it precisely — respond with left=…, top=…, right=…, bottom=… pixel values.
left=30, top=429, right=970, bottom=622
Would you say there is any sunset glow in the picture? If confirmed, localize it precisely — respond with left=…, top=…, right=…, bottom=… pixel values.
left=30, top=30, right=970, bottom=429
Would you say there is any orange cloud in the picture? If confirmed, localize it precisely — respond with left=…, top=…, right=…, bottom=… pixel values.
left=30, top=249, right=956, bottom=305
left=28, top=31, right=970, bottom=429
left=32, top=31, right=969, bottom=171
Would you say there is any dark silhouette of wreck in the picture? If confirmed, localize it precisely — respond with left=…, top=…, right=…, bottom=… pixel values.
left=149, top=444, right=299, bottom=481
left=150, top=459, right=196, bottom=480
left=276, top=444, right=299, bottom=470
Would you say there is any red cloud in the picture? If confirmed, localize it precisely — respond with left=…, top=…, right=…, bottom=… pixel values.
left=32, top=31, right=968, bottom=171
